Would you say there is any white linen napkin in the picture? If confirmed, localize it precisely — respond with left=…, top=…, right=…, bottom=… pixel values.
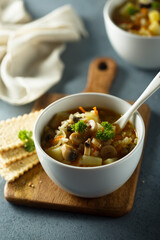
left=0, top=0, right=88, bottom=105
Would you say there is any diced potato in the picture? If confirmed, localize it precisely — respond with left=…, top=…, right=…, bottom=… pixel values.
left=148, top=10, right=160, bottom=23
left=140, top=18, right=147, bottom=27
left=139, top=27, right=150, bottom=36
left=81, top=155, right=102, bottom=166
left=149, top=21, right=160, bottom=35
left=103, top=158, right=117, bottom=165
left=85, top=111, right=99, bottom=123
left=45, top=146, right=63, bottom=161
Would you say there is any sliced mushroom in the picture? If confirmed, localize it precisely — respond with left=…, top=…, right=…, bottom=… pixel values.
left=87, top=120, right=98, bottom=133
left=78, top=143, right=84, bottom=154
left=84, top=138, right=91, bottom=156
left=72, top=116, right=81, bottom=123
left=139, top=0, right=152, bottom=8
left=67, top=125, right=73, bottom=133
left=61, top=144, right=78, bottom=162
left=69, top=132, right=83, bottom=145
left=100, top=145, right=117, bottom=160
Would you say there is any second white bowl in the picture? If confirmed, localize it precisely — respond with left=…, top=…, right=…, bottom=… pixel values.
left=103, top=0, right=160, bottom=69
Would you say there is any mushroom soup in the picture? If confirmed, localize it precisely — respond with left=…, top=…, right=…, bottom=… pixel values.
left=41, top=107, right=138, bottom=167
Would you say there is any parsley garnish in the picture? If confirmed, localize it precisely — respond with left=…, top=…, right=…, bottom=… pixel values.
left=96, top=121, right=115, bottom=141
left=18, top=130, right=35, bottom=152
left=71, top=120, right=87, bottom=133
left=18, top=130, right=32, bottom=141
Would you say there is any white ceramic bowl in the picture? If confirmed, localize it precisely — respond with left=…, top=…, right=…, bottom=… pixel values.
left=33, top=93, right=145, bottom=198
left=103, top=0, right=160, bottom=69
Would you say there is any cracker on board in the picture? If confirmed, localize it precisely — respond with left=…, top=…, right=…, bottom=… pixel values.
left=0, top=147, right=36, bottom=166
left=0, top=110, right=42, bottom=153
left=0, top=153, right=39, bottom=182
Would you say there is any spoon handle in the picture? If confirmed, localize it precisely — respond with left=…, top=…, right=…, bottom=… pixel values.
left=115, top=71, right=160, bottom=129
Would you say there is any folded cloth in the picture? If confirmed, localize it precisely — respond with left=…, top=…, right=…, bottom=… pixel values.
left=0, top=1, right=88, bottom=105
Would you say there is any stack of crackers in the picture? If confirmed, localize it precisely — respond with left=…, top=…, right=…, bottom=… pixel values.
left=0, top=110, right=42, bottom=182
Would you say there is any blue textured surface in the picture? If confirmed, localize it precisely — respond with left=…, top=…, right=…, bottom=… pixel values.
left=0, top=0, right=160, bottom=239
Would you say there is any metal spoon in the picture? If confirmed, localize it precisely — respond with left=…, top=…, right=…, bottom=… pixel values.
left=114, top=72, right=160, bottom=129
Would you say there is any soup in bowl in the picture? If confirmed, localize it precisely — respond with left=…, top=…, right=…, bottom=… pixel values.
left=112, top=0, right=160, bottom=36
left=33, top=93, right=145, bottom=198
left=103, top=0, right=160, bottom=69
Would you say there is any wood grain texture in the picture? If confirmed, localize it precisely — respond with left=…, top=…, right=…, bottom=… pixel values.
left=4, top=57, right=150, bottom=217
left=83, top=57, right=117, bottom=93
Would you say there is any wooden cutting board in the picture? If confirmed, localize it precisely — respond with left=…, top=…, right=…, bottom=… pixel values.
left=4, top=58, right=150, bottom=217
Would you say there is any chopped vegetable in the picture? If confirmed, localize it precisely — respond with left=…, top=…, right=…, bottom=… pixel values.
left=80, top=155, right=102, bottom=166
left=46, top=146, right=63, bottom=161
left=140, top=7, right=148, bottom=14
left=93, top=106, right=98, bottom=115
left=96, top=121, right=115, bottom=141
left=24, top=139, right=35, bottom=152
left=18, top=130, right=35, bottom=152
left=149, top=10, right=160, bottom=22
left=84, top=138, right=91, bottom=156
left=103, top=158, right=117, bottom=165
left=79, top=106, right=86, bottom=113
left=71, top=120, right=87, bottom=133
left=52, top=136, right=63, bottom=144
left=18, top=130, right=32, bottom=141
left=85, top=111, right=100, bottom=122
left=91, top=138, right=101, bottom=148
left=149, top=21, right=160, bottom=34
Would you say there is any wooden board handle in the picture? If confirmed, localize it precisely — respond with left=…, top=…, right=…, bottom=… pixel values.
left=83, top=57, right=117, bottom=93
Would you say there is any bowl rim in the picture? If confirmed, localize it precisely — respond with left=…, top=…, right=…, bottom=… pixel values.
left=103, top=0, right=160, bottom=40
left=33, top=92, right=145, bottom=171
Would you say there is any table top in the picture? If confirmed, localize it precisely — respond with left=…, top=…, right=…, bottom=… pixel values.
left=0, top=0, right=160, bottom=239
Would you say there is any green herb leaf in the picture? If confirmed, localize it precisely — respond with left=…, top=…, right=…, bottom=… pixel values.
left=71, top=120, right=87, bottom=133
left=96, top=121, right=115, bottom=141
left=18, top=130, right=32, bottom=141
left=24, top=139, right=35, bottom=152
left=101, top=121, right=114, bottom=131
left=18, top=130, right=35, bottom=152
